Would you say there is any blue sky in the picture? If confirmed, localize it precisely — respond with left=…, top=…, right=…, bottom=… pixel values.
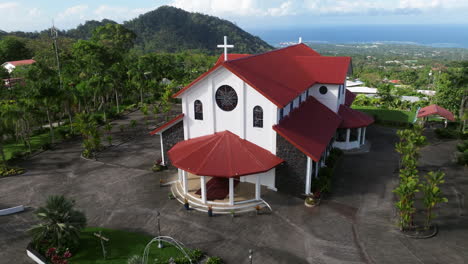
left=1, top=0, right=467, bottom=32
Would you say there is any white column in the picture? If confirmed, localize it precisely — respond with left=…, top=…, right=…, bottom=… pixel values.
left=305, top=157, right=312, bottom=195
left=159, top=135, right=165, bottom=165
left=346, top=128, right=350, bottom=143
left=363, top=127, right=367, bottom=145
left=229, top=178, right=234, bottom=205
left=357, top=127, right=362, bottom=145
left=255, top=175, right=261, bottom=200
left=182, top=171, right=188, bottom=194
left=200, top=176, right=207, bottom=204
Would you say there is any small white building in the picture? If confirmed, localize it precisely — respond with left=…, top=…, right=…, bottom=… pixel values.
left=1, top=59, right=35, bottom=74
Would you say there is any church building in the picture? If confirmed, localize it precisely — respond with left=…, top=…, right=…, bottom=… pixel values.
left=150, top=39, right=373, bottom=212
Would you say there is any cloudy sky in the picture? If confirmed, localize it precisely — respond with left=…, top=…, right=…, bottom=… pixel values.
left=1, top=0, right=467, bottom=32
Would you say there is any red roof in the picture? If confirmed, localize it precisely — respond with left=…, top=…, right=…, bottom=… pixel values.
left=4, top=59, right=36, bottom=66
left=344, top=89, right=356, bottom=107
left=273, top=97, right=342, bottom=162
left=215, top=53, right=251, bottom=64
left=338, top=105, right=374, bottom=128
left=174, top=44, right=351, bottom=108
left=417, top=104, right=455, bottom=121
left=149, top=114, right=184, bottom=135
left=389, top=80, right=401, bottom=84
left=168, top=130, right=283, bottom=178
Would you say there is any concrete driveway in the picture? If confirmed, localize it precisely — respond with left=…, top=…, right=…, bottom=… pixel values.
left=1, top=114, right=467, bottom=264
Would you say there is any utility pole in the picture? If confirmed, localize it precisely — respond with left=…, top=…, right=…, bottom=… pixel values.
left=51, top=21, right=63, bottom=91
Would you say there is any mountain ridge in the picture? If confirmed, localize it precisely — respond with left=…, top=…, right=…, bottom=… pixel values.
left=0, top=6, right=273, bottom=55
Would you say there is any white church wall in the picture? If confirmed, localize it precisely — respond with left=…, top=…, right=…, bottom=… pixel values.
left=245, top=82, right=277, bottom=153
left=308, top=83, right=340, bottom=113
left=240, top=169, right=276, bottom=191
left=180, top=66, right=278, bottom=155
left=212, top=68, right=245, bottom=136
left=340, top=82, right=347, bottom=105
left=182, top=75, right=215, bottom=139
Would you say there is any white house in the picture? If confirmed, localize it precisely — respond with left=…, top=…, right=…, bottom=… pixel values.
left=150, top=40, right=373, bottom=212
left=1, top=59, right=35, bottom=74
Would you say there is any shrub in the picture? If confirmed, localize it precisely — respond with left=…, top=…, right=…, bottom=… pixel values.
left=29, top=195, right=87, bottom=250
left=435, top=128, right=459, bottom=139
left=42, top=143, right=52, bottom=150
left=206, top=256, right=224, bottom=264
left=0, top=166, right=25, bottom=177
left=457, top=140, right=468, bottom=152
left=457, top=150, right=468, bottom=166
left=314, top=167, right=333, bottom=193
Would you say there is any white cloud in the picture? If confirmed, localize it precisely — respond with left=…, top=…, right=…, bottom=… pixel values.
left=171, top=0, right=296, bottom=17
left=57, top=5, right=88, bottom=20
left=267, top=1, right=295, bottom=16
left=0, top=2, right=45, bottom=31
left=93, top=5, right=154, bottom=20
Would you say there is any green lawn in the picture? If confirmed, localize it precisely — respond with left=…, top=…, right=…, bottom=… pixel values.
left=3, top=132, right=54, bottom=161
left=70, top=227, right=192, bottom=264
left=352, top=106, right=416, bottom=123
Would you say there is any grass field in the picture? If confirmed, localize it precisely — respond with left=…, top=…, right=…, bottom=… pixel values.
left=3, top=128, right=66, bottom=160
left=352, top=106, right=416, bottom=123
left=70, top=227, right=192, bottom=264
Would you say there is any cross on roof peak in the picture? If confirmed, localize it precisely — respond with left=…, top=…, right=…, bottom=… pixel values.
left=217, top=36, right=234, bottom=62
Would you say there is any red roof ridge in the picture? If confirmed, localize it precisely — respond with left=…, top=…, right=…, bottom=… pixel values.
left=149, top=114, right=184, bottom=135
left=225, top=43, right=314, bottom=63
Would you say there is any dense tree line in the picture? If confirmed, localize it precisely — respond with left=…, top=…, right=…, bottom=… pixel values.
left=0, top=23, right=216, bottom=166
left=0, top=6, right=272, bottom=55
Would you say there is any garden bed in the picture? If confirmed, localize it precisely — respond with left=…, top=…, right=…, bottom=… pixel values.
left=401, top=224, right=438, bottom=239
left=70, top=227, right=202, bottom=264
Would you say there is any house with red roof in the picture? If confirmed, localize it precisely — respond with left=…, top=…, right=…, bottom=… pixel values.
left=150, top=39, right=373, bottom=212
left=1, top=59, right=36, bottom=74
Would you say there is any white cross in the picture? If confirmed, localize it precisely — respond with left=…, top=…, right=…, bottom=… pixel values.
left=217, top=36, right=234, bottom=61
left=298, top=37, right=302, bottom=44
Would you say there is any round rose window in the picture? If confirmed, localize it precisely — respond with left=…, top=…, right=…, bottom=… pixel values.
left=215, top=85, right=238, bottom=111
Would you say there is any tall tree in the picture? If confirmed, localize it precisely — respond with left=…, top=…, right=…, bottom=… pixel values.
left=0, top=36, right=32, bottom=62
left=23, top=62, right=61, bottom=144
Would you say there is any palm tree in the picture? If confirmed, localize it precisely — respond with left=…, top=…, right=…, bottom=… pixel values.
left=30, top=195, right=86, bottom=249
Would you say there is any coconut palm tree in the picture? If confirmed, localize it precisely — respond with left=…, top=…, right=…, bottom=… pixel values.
left=29, top=195, right=87, bottom=249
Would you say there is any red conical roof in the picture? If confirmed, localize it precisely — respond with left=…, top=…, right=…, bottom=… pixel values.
left=417, top=104, right=455, bottom=121
left=168, top=131, right=283, bottom=178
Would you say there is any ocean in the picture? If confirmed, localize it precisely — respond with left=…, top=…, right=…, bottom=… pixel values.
left=248, top=24, right=468, bottom=48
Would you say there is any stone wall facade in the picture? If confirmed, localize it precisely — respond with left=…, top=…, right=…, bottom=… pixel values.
left=275, top=134, right=307, bottom=197
left=161, top=121, right=184, bottom=168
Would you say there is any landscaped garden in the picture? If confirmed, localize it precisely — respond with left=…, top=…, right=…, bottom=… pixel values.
left=27, top=195, right=222, bottom=264
left=71, top=227, right=203, bottom=264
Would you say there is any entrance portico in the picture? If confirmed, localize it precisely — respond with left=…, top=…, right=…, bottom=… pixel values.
left=168, top=130, right=283, bottom=213
left=334, top=105, right=374, bottom=150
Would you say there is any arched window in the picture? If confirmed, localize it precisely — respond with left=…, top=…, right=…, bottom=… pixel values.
left=194, top=100, right=203, bottom=120
left=253, top=106, right=263, bottom=128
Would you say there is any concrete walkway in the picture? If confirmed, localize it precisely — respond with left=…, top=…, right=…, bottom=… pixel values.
left=0, top=118, right=467, bottom=263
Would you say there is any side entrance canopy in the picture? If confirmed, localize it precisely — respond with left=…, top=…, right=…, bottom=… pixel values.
left=168, top=130, right=283, bottom=178
left=417, top=104, right=455, bottom=121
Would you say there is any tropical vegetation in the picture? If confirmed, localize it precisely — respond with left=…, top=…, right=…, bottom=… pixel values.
left=29, top=195, right=87, bottom=253
left=393, top=125, right=448, bottom=231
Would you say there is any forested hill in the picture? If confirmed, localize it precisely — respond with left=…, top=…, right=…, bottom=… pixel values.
left=66, top=19, right=117, bottom=39
left=0, top=6, right=273, bottom=55
left=123, top=6, right=273, bottom=54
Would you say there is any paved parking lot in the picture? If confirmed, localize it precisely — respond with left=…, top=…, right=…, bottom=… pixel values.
left=1, top=113, right=467, bottom=263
